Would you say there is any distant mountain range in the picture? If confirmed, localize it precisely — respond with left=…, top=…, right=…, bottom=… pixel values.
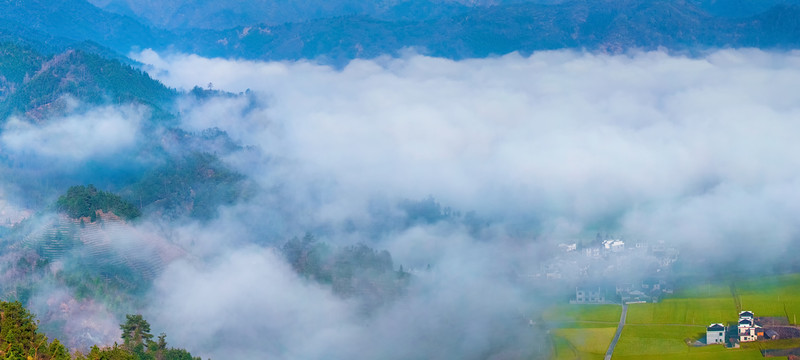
left=86, top=0, right=800, bottom=30
left=1, top=0, right=799, bottom=65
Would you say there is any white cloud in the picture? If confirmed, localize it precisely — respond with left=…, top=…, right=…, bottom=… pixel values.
left=135, top=48, right=800, bottom=245
left=1, top=104, right=144, bottom=161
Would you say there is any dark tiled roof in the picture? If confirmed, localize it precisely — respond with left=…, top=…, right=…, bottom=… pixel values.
left=707, top=324, right=725, bottom=331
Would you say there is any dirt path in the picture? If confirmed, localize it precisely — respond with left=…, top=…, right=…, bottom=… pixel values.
left=604, top=303, right=628, bottom=360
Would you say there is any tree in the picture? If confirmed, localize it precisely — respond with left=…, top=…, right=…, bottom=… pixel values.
left=48, top=339, right=70, bottom=360
left=120, top=314, right=153, bottom=351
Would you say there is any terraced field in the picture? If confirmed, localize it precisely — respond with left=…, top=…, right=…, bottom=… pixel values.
left=18, top=214, right=185, bottom=283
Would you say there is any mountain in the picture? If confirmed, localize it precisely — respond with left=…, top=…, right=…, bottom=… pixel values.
left=0, top=44, right=176, bottom=121
left=0, top=0, right=167, bottom=53
left=691, top=0, right=800, bottom=18
left=172, top=0, right=800, bottom=64
left=2, top=0, right=800, bottom=66
left=88, top=0, right=478, bottom=30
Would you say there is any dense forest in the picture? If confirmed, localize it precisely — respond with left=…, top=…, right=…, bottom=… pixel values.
left=282, top=233, right=411, bottom=311
left=56, top=185, right=140, bottom=221
left=0, top=301, right=199, bottom=360
left=0, top=43, right=176, bottom=122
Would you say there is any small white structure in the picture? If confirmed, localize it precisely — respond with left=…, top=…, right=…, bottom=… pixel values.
left=602, top=239, right=625, bottom=252
left=707, top=323, right=725, bottom=344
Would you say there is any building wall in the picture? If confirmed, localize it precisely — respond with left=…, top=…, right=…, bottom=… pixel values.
left=739, top=327, right=757, bottom=342
left=707, top=330, right=725, bottom=344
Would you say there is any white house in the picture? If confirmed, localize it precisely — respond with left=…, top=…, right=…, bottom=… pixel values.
left=738, top=311, right=761, bottom=342
left=739, top=311, right=754, bottom=320
left=707, top=323, right=725, bottom=344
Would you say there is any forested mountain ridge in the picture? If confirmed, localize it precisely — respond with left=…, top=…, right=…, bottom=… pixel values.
left=2, top=0, right=800, bottom=65
left=0, top=43, right=175, bottom=122
left=176, top=0, right=800, bottom=63
left=0, top=0, right=166, bottom=53
left=86, top=0, right=800, bottom=30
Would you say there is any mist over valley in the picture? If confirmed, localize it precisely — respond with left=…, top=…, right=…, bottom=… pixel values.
left=1, top=1, right=800, bottom=359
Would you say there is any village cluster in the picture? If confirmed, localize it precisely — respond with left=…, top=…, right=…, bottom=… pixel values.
left=531, top=235, right=678, bottom=304
left=707, top=311, right=799, bottom=347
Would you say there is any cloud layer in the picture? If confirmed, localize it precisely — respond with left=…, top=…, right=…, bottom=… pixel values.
left=136, top=48, right=800, bottom=247
left=1, top=103, right=144, bottom=162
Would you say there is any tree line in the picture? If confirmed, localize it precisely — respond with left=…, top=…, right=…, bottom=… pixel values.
left=0, top=301, right=201, bottom=360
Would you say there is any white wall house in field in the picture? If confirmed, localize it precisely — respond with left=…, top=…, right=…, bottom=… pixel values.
left=707, top=323, right=725, bottom=344
left=738, top=311, right=761, bottom=342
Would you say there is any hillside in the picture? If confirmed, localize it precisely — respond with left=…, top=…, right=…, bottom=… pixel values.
left=0, top=45, right=176, bottom=121
left=2, top=210, right=185, bottom=349
left=0, top=300, right=200, bottom=359
left=56, top=185, right=140, bottom=221
left=0, top=0, right=167, bottom=53
left=173, top=0, right=800, bottom=63
left=122, top=151, right=250, bottom=220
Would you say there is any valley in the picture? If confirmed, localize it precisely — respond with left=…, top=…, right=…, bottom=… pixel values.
left=1, top=1, right=800, bottom=359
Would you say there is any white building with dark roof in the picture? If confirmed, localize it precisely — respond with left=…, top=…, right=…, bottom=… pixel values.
left=738, top=310, right=761, bottom=342
left=707, top=323, right=725, bottom=344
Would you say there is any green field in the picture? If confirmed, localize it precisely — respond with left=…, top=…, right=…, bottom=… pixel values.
left=612, top=324, right=764, bottom=360
left=551, top=328, right=616, bottom=360
left=543, top=304, right=622, bottom=325
left=544, top=304, right=621, bottom=360
left=737, top=274, right=800, bottom=320
left=545, top=273, right=800, bottom=360
left=626, top=298, right=737, bottom=326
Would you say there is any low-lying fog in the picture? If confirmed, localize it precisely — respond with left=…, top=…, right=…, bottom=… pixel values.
left=3, top=48, right=800, bottom=359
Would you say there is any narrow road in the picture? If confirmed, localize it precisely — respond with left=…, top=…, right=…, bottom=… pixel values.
left=604, top=303, right=628, bottom=360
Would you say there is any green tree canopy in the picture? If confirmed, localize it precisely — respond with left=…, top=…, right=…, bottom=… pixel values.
left=56, top=185, right=141, bottom=221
